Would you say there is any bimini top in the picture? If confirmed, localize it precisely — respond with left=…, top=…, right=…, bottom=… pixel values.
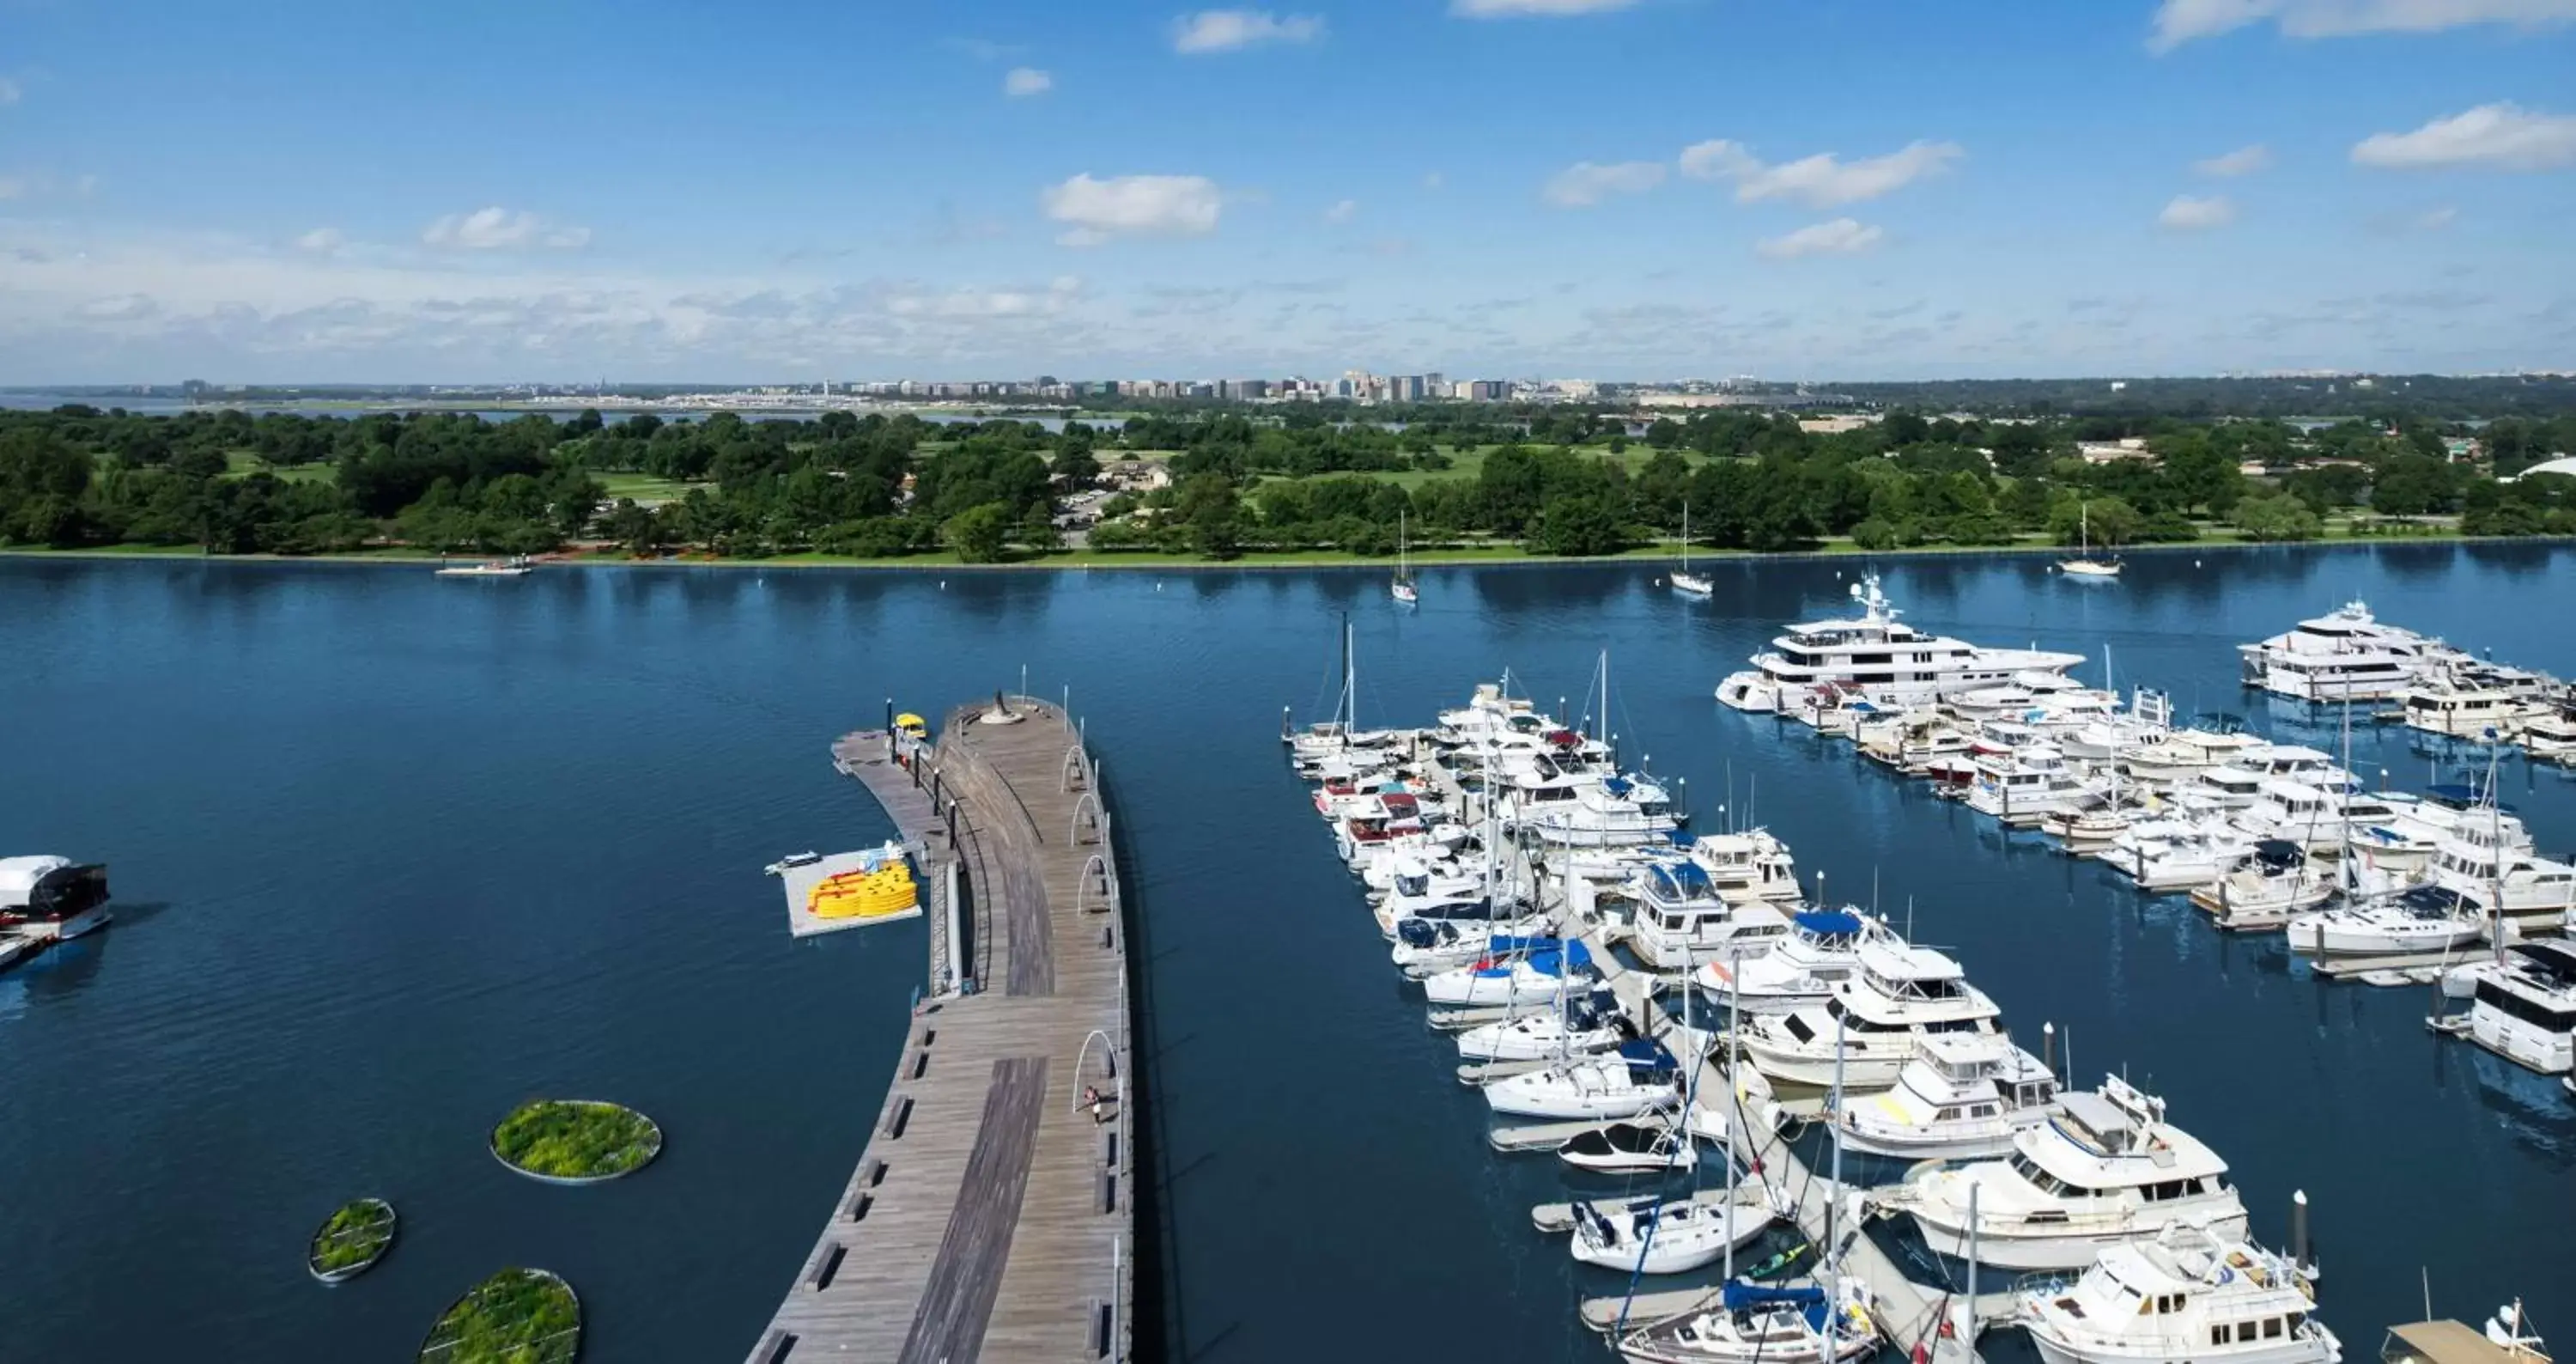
left=2253, top=838, right=2306, bottom=868
left=1794, top=909, right=1864, bottom=938
left=1602, top=776, right=1634, bottom=798
left=1645, top=862, right=1716, bottom=900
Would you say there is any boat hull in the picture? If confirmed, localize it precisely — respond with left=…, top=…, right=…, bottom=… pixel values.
left=1912, top=1206, right=2251, bottom=1270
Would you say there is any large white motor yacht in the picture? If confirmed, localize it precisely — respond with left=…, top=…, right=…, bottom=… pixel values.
left=1967, top=746, right=2102, bottom=822
left=2189, top=839, right=2333, bottom=930
left=1716, top=574, right=2083, bottom=713
left=2239, top=600, right=2458, bottom=702
left=1585, top=860, right=1792, bottom=971
left=2020, top=1225, right=2338, bottom=1364
left=1696, top=908, right=1886, bottom=1015
left=1735, top=941, right=2004, bottom=1090
left=2441, top=942, right=2576, bottom=1075
left=1834, top=1032, right=2059, bottom=1160
left=1905, top=1075, right=2248, bottom=1270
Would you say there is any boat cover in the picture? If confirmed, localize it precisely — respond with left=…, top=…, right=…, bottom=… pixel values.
left=1722, top=1282, right=1826, bottom=1311
left=1617, top=1038, right=1677, bottom=1073
left=1794, top=909, right=1863, bottom=937
left=1604, top=776, right=1633, bottom=797
left=2253, top=838, right=2304, bottom=868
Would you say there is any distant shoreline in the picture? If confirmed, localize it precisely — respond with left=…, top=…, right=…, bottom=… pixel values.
left=5, top=532, right=2568, bottom=575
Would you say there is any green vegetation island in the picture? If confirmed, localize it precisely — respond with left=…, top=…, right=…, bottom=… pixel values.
left=489, top=1099, right=663, bottom=1184
left=417, top=1267, right=580, bottom=1364
left=2, top=394, right=2572, bottom=569
left=307, top=1197, right=397, bottom=1283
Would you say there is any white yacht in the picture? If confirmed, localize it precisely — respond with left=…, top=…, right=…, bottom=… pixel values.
left=1391, top=917, right=1552, bottom=974
left=2239, top=600, right=2457, bottom=702
left=1484, top=1046, right=1681, bottom=1119
left=2112, top=818, right=2256, bottom=892
left=1834, top=1032, right=2059, bottom=1160
left=2121, top=724, right=2267, bottom=784
left=1680, top=831, right=1804, bottom=903
left=1716, top=574, right=2083, bottom=713
left=2287, top=886, right=2485, bottom=959
left=1457, top=994, right=1628, bottom=1062
left=1617, top=1282, right=1880, bottom=1364
left=1585, top=860, right=1792, bottom=971
left=2427, top=821, right=2576, bottom=927
left=0, top=856, right=112, bottom=942
left=1423, top=941, right=1596, bottom=1007
left=1558, top=1120, right=1698, bottom=1173
left=2525, top=703, right=2576, bottom=763
left=2403, top=667, right=2533, bottom=740
left=2021, top=1225, right=2338, bottom=1364
left=1735, top=941, right=2005, bottom=1090
left=2440, top=942, right=2576, bottom=1075
left=1967, top=746, right=2102, bottom=822
left=1906, top=1075, right=2248, bottom=1270
left=433, top=554, right=534, bottom=578
left=1697, top=908, right=1885, bottom=1015
left=2190, top=839, right=2333, bottom=930
left=1568, top=1195, right=1775, bottom=1276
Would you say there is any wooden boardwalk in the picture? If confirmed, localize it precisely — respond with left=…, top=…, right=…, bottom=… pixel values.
left=752, top=699, right=1133, bottom=1364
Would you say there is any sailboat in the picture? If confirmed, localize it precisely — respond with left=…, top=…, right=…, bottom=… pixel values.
left=1671, top=502, right=1714, bottom=597
left=1392, top=510, right=1420, bottom=605
left=2057, top=502, right=2121, bottom=579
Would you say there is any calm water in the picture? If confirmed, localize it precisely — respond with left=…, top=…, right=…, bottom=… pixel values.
left=4, top=546, right=2573, bottom=1361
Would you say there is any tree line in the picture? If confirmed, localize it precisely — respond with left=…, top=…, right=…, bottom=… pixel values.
left=1, top=402, right=2570, bottom=561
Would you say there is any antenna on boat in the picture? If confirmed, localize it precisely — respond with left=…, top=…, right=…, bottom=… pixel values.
left=1905, top=895, right=1915, bottom=942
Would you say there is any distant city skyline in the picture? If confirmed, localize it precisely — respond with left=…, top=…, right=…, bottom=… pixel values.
left=2, top=0, right=2571, bottom=381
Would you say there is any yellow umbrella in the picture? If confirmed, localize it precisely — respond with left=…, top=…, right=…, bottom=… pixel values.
left=894, top=712, right=927, bottom=730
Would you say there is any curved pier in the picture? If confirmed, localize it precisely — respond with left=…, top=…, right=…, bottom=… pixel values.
left=751, top=697, right=1134, bottom=1364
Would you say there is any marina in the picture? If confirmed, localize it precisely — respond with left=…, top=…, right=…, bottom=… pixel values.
left=7, top=551, right=2576, bottom=1361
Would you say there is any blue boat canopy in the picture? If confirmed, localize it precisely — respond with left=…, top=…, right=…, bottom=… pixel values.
left=1649, top=862, right=1715, bottom=898
left=1603, top=776, right=1633, bottom=797
left=1794, top=909, right=1864, bottom=937
left=1617, top=1038, right=1676, bottom=1071
left=1665, top=831, right=1697, bottom=847
left=1722, top=1282, right=1826, bottom=1312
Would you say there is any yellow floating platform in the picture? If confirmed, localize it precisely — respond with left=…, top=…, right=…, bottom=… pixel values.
left=809, top=852, right=918, bottom=922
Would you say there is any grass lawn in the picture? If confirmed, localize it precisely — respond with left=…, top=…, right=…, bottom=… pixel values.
left=221, top=451, right=338, bottom=485
left=597, top=472, right=702, bottom=503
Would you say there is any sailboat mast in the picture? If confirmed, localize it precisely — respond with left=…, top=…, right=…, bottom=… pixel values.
left=1722, top=965, right=1741, bottom=1281
left=1823, top=1026, right=1845, bottom=1360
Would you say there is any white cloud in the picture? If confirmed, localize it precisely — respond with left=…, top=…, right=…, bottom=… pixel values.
left=2352, top=103, right=2576, bottom=170
left=885, top=276, right=1084, bottom=320
left=75, top=294, right=158, bottom=322
left=1451, top=0, right=1637, bottom=15
left=2152, top=0, right=2576, bottom=50
left=0, top=77, right=21, bottom=107
left=294, top=228, right=345, bottom=255
left=1170, top=9, right=1326, bottom=53
left=422, top=207, right=592, bottom=252
left=1003, top=67, right=1053, bottom=97
left=1541, top=160, right=1667, bottom=208
left=1755, top=218, right=1884, bottom=259
left=1323, top=198, right=1359, bottom=225
left=1680, top=137, right=1963, bottom=208
left=2194, top=143, right=2274, bottom=176
left=2159, top=193, right=2239, bottom=229
left=1041, top=173, right=1224, bottom=245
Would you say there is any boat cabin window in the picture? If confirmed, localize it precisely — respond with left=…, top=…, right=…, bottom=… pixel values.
left=2141, top=1179, right=2192, bottom=1203
left=2475, top=979, right=2576, bottom=1031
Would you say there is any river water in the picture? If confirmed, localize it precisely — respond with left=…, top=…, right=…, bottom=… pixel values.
left=3, top=546, right=2572, bottom=1361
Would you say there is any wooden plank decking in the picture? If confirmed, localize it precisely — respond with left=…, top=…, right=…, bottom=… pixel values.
left=752, top=699, right=1133, bottom=1364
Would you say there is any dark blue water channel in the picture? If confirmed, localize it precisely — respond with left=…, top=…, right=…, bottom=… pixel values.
left=3, top=546, right=2573, bottom=1361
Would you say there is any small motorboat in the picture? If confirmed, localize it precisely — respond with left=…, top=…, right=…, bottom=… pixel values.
left=763, top=851, right=823, bottom=876
left=1558, top=1120, right=1697, bottom=1174
left=1485, top=1053, right=1679, bottom=1120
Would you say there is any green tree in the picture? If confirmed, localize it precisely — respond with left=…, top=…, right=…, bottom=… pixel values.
left=2233, top=493, right=2322, bottom=542
left=2050, top=496, right=2142, bottom=547
left=1534, top=493, right=1625, bottom=556
left=943, top=501, right=1014, bottom=563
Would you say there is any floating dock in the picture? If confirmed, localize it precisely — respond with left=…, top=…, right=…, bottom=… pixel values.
left=750, top=699, right=1133, bottom=1364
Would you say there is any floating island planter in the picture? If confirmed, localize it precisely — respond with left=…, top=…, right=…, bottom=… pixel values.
left=417, top=1267, right=580, bottom=1364
left=489, top=1099, right=664, bottom=1184
left=307, top=1197, right=397, bottom=1283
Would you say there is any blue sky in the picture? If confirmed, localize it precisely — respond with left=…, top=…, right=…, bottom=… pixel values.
left=2, top=0, right=2572, bottom=382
